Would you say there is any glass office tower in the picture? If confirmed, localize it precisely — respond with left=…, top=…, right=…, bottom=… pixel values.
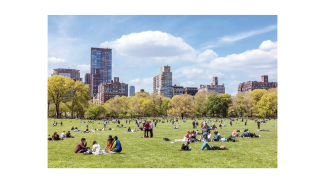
left=91, top=47, right=112, bottom=98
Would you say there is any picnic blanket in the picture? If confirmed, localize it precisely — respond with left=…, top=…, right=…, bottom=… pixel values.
left=103, top=152, right=116, bottom=155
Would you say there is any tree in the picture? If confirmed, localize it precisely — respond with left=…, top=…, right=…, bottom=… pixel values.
left=207, top=94, right=232, bottom=117
left=65, top=80, right=90, bottom=118
left=251, top=89, right=268, bottom=106
left=257, top=91, right=277, bottom=118
left=128, top=96, right=141, bottom=118
left=167, top=94, right=195, bottom=119
left=194, top=91, right=214, bottom=116
left=161, top=98, right=170, bottom=116
left=48, top=75, right=73, bottom=118
left=85, top=105, right=107, bottom=119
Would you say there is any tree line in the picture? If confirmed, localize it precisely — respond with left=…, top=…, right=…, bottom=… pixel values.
left=48, top=75, right=277, bottom=119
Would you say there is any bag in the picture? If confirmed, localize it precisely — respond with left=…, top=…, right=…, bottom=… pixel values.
left=221, top=137, right=227, bottom=142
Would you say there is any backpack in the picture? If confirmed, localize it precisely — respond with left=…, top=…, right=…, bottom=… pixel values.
left=163, top=138, right=171, bottom=141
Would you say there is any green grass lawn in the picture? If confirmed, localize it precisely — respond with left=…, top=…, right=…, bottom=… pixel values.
left=48, top=118, right=277, bottom=168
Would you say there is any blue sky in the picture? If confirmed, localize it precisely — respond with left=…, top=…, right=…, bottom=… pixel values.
left=48, top=15, right=277, bottom=96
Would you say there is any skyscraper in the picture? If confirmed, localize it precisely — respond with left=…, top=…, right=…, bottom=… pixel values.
left=129, top=86, right=135, bottom=96
left=90, top=47, right=112, bottom=97
left=153, top=65, right=173, bottom=98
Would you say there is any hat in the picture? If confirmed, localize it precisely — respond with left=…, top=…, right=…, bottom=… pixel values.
left=108, top=135, right=113, bottom=140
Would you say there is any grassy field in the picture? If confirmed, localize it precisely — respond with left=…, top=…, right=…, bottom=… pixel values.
left=48, top=117, right=277, bottom=168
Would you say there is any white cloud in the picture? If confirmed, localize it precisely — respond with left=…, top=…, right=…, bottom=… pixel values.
left=205, top=40, right=277, bottom=71
left=229, top=80, right=241, bottom=86
left=67, top=37, right=81, bottom=41
left=181, top=68, right=204, bottom=79
left=197, top=49, right=218, bottom=62
left=48, top=57, right=66, bottom=63
left=100, top=31, right=197, bottom=62
left=180, top=81, right=197, bottom=87
left=202, top=25, right=277, bottom=49
left=259, top=40, right=277, bottom=51
left=231, top=75, right=237, bottom=79
left=129, top=77, right=152, bottom=85
left=76, top=64, right=90, bottom=73
left=219, top=25, right=277, bottom=43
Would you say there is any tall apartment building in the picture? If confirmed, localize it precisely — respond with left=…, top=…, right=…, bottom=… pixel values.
left=84, top=73, right=91, bottom=84
left=52, top=68, right=80, bottom=81
left=97, top=77, right=128, bottom=104
left=183, top=87, right=198, bottom=96
left=199, top=77, right=225, bottom=94
left=238, top=75, right=277, bottom=93
left=91, top=47, right=112, bottom=98
left=129, top=86, right=135, bottom=96
left=172, top=85, right=184, bottom=96
left=153, top=65, right=173, bottom=98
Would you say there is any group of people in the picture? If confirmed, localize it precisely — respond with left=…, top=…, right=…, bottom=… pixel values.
left=48, top=131, right=74, bottom=140
left=74, top=135, right=122, bottom=155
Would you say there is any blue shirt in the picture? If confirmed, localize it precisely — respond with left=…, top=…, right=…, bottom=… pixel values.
left=214, top=134, right=221, bottom=141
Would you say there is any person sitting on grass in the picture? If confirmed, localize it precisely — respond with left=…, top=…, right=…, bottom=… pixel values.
left=66, top=131, right=74, bottom=138
left=92, top=141, right=103, bottom=155
left=71, top=126, right=75, bottom=130
left=189, top=132, right=198, bottom=142
left=104, top=136, right=114, bottom=153
left=127, top=127, right=131, bottom=132
left=207, top=132, right=213, bottom=142
left=83, top=128, right=90, bottom=133
left=111, top=136, right=122, bottom=153
left=184, top=131, right=190, bottom=141
left=231, top=130, right=240, bottom=137
left=61, top=131, right=66, bottom=138
left=179, top=141, right=192, bottom=151
left=199, top=142, right=228, bottom=150
left=139, top=126, right=143, bottom=131
left=74, top=138, right=90, bottom=153
left=52, top=132, right=62, bottom=140
left=213, top=131, right=222, bottom=141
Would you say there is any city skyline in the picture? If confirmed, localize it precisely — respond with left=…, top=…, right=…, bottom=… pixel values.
left=48, top=15, right=277, bottom=96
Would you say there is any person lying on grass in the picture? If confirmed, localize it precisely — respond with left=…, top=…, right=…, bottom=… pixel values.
left=241, top=130, right=262, bottom=138
left=199, top=142, right=228, bottom=150
left=75, top=138, right=90, bottom=153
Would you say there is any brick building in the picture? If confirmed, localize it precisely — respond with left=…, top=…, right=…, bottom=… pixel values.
left=238, top=75, right=278, bottom=93
left=183, top=87, right=198, bottom=96
left=199, top=77, right=225, bottom=94
left=97, top=77, right=128, bottom=104
left=52, top=68, right=80, bottom=81
left=172, top=85, right=184, bottom=96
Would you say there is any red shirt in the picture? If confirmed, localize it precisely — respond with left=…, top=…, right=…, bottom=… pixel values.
left=184, top=134, right=189, bottom=138
left=144, top=122, right=150, bottom=129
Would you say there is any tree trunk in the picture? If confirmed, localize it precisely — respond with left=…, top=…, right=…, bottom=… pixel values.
left=55, top=103, right=60, bottom=118
left=181, top=113, right=184, bottom=119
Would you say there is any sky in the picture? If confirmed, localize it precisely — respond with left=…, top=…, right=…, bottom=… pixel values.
left=48, top=15, right=277, bottom=96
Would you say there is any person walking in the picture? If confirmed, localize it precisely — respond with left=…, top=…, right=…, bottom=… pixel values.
left=257, top=121, right=261, bottom=129
left=154, top=121, right=157, bottom=127
left=245, top=119, right=247, bottom=126
left=192, top=120, right=196, bottom=129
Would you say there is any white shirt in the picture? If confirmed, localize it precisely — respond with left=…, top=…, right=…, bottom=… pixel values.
left=92, top=144, right=103, bottom=155
left=208, top=134, right=212, bottom=140
left=61, top=133, right=65, bottom=138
